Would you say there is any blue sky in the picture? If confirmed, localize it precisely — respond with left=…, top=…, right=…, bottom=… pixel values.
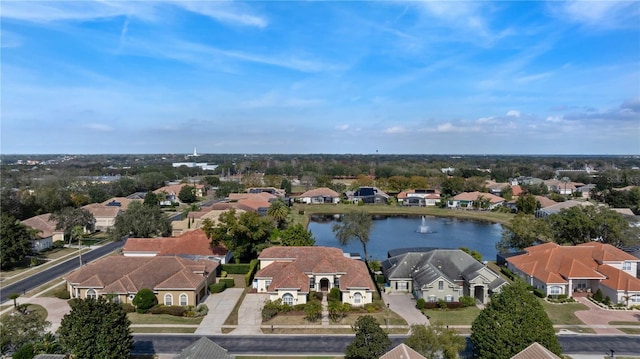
left=2, top=1, right=639, bottom=155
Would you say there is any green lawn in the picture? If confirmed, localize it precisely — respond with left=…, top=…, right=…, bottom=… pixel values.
left=540, top=299, right=588, bottom=325
left=127, top=312, right=203, bottom=325
left=609, top=321, right=640, bottom=326
left=421, top=307, right=481, bottom=326
left=130, top=327, right=196, bottom=334
left=0, top=304, right=47, bottom=321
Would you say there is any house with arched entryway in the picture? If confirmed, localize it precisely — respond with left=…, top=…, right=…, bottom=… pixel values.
left=254, top=246, right=375, bottom=306
left=382, top=249, right=507, bottom=304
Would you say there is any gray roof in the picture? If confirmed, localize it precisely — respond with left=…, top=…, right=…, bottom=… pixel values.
left=382, top=249, right=507, bottom=290
left=174, top=337, right=233, bottom=359
left=33, top=355, right=67, bottom=359
left=387, top=247, right=445, bottom=258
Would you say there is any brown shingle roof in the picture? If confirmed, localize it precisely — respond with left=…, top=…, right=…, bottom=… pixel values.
left=123, top=229, right=228, bottom=256
left=65, top=256, right=217, bottom=294
left=452, top=191, right=505, bottom=203
left=256, top=246, right=374, bottom=293
left=298, top=187, right=340, bottom=198
left=22, top=214, right=61, bottom=239
left=82, top=203, right=121, bottom=218
left=511, top=342, right=560, bottom=359
left=380, top=343, right=426, bottom=359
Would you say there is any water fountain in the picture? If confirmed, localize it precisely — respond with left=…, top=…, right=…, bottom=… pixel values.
left=418, top=216, right=430, bottom=234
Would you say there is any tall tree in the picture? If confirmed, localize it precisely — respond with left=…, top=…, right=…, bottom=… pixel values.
left=547, top=206, right=639, bottom=247
left=143, top=191, right=161, bottom=207
left=516, top=193, right=539, bottom=214
left=345, top=315, right=391, bottom=359
left=332, top=210, right=373, bottom=262
left=274, top=223, right=316, bottom=246
left=471, top=280, right=561, bottom=358
left=496, top=214, right=551, bottom=252
left=0, top=214, right=34, bottom=268
left=58, top=297, right=133, bottom=359
left=404, top=322, right=465, bottom=359
left=49, top=207, right=95, bottom=245
left=178, top=185, right=197, bottom=203
left=202, top=208, right=274, bottom=263
left=267, top=199, right=289, bottom=229
left=280, top=178, right=292, bottom=196
left=109, top=201, right=172, bottom=239
left=0, top=305, right=51, bottom=356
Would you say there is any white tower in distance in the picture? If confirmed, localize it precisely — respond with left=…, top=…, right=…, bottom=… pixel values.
left=192, top=147, right=199, bottom=157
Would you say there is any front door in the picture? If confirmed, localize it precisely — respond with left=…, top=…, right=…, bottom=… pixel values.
left=320, top=278, right=330, bottom=292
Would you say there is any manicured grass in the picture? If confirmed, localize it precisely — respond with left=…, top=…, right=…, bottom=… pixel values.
left=609, top=321, right=640, bottom=326
left=127, top=312, right=203, bottom=325
left=130, top=327, right=196, bottom=334
left=422, top=306, right=481, bottom=326
left=237, top=356, right=343, bottom=359
left=539, top=299, right=588, bottom=325
left=264, top=327, right=407, bottom=335
left=263, top=313, right=322, bottom=325
left=292, top=203, right=514, bottom=227
left=618, top=328, right=640, bottom=335
left=0, top=304, right=47, bottom=321
left=330, top=310, right=407, bottom=326
left=34, top=278, right=67, bottom=297
left=223, top=287, right=248, bottom=326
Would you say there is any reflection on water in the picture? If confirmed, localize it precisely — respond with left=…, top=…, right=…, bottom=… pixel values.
left=308, top=215, right=502, bottom=261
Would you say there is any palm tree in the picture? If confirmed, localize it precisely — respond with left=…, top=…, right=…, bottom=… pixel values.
left=267, top=199, right=289, bottom=229
left=332, top=210, right=373, bottom=263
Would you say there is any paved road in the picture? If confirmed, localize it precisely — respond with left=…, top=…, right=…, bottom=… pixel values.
left=0, top=240, right=124, bottom=302
left=132, top=334, right=640, bottom=356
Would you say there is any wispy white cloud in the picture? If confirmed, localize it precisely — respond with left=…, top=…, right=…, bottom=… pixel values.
left=550, top=1, right=640, bottom=29
left=506, top=110, right=521, bottom=117
left=83, top=123, right=113, bottom=132
left=0, top=30, right=23, bottom=48
left=335, top=124, right=350, bottom=131
left=174, top=1, right=267, bottom=28
left=383, top=126, right=407, bottom=134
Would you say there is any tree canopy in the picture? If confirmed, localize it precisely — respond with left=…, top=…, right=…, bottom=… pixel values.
left=202, top=208, right=274, bottom=263
left=109, top=201, right=172, bottom=239
left=58, top=297, right=133, bottom=359
left=267, top=199, right=289, bottom=229
left=344, top=315, right=391, bottom=359
left=547, top=206, right=639, bottom=247
left=496, top=214, right=551, bottom=253
left=178, top=185, right=197, bottom=203
left=516, top=193, right=539, bottom=214
left=332, top=210, right=373, bottom=262
left=50, top=207, right=95, bottom=244
left=471, top=280, right=561, bottom=358
left=273, top=223, right=316, bottom=246
left=0, top=305, right=51, bottom=356
left=0, top=214, right=34, bottom=269
left=404, top=322, right=466, bottom=359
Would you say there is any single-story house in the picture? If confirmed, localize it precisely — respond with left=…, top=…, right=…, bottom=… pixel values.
left=154, top=184, right=206, bottom=205
left=64, top=256, right=218, bottom=306
left=174, top=337, right=233, bottom=359
left=380, top=343, right=426, bottom=359
left=82, top=203, right=122, bottom=231
left=534, top=199, right=593, bottom=218
left=506, top=242, right=640, bottom=306
left=247, top=187, right=286, bottom=197
left=122, top=229, right=232, bottom=264
left=297, top=187, right=340, bottom=204
left=447, top=192, right=505, bottom=210
left=511, top=342, right=561, bottom=359
left=21, top=214, right=64, bottom=252
left=397, top=189, right=441, bottom=207
left=254, top=246, right=375, bottom=306
left=382, top=248, right=507, bottom=304
left=345, top=187, right=389, bottom=205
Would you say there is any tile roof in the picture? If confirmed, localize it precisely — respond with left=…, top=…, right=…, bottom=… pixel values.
left=397, top=189, right=441, bottom=199
left=256, top=246, right=374, bottom=292
left=451, top=191, right=505, bottom=203
left=536, top=200, right=593, bottom=214
left=22, top=214, right=62, bottom=239
left=174, top=337, right=233, bottom=359
left=298, top=187, right=340, bottom=198
left=508, top=242, right=640, bottom=289
left=228, top=192, right=276, bottom=201
left=154, top=184, right=204, bottom=195
left=510, top=342, right=560, bottom=359
left=598, top=265, right=640, bottom=292
left=380, top=343, right=426, bottom=359
left=123, top=229, right=228, bottom=256
left=101, top=197, right=141, bottom=211
left=65, top=256, right=217, bottom=294
left=535, top=196, right=557, bottom=208
left=82, top=203, right=121, bottom=218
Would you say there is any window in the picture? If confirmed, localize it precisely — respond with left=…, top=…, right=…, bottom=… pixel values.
left=86, top=289, right=97, bottom=299
left=438, top=280, right=444, bottom=290
left=623, top=262, right=632, bottom=271
left=353, top=292, right=362, bottom=304
left=180, top=294, right=188, bottom=306
left=282, top=293, right=294, bottom=306
left=549, top=286, right=563, bottom=295
left=630, top=295, right=640, bottom=303
left=445, top=295, right=453, bottom=302
left=265, top=280, right=271, bottom=289
left=397, top=282, right=408, bottom=291
left=334, top=277, right=340, bottom=288
left=576, top=281, right=587, bottom=289
left=111, top=295, right=120, bottom=304
left=164, top=294, right=173, bottom=306
left=309, top=277, right=315, bottom=289
left=428, top=295, right=437, bottom=303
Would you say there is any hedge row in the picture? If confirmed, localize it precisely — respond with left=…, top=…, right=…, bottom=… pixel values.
left=500, top=267, right=517, bottom=281
left=149, top=305, right=187, bottom=316
left=244, top=259, right=259, bottom=287
left=221, top=263, right=251, bottom=274
left=210, top=282, right=227, bottom=293
left=219, top=278, right=235, bottom=288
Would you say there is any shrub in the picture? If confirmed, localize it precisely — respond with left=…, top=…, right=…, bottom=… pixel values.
left=592, top=288, right=604, bottom=302
left=220, top=271, right=228, bottom=278
left=196, top=304, right=208, bottom=316
left=53, top=240, right=65, bottom=249
left=219, top=278, right=235, bottom=288
left=209, top=282, right=227, bottom=293
left=244, top=259, right=260, bottom=287
left=221, top=264, right=251, bottom=274
left=604, top=296, right=611, bottom=306
left=328, top=287, right=341, bottom=302
left=67, top=298, right=81, bottom=307
left=54, top=287, right=71, bottom=299
left=149, top=305, right=187, bottom=317
left=500, top=267, right=516, bottom=281
left=364, top=303, right=381, bottom=313
left=375, top=274, right=386, bottom=285
left=437, top=299, right=448, bottom=309
left=416, top=298, right=426, bottom=310
left=120, top=303, right=135, bottom=313
left=532, top=288, right=546, bottom=298
left=133, top=288, right=158, bottom=313
left=12, top=343, right=34, bottom=359
left=459, top=296, right=475, bottom=307
left=262, top=300, right=282, bottom=321
left=304, top=301, right=322, bottom=322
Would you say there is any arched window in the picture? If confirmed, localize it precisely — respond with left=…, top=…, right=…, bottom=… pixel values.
left=353, top=292, right=362, bottom=304
left=86, top=289, right=97, bottom=299
left=180, top=294, right=188, bottom=306
left=164, top=294, right=173, bottom=306
left=282, top=293, right=294, bottom=306
left=549, top=286, right=563, bottom=295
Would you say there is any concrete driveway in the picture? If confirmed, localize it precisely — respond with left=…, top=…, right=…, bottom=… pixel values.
left=11, top=297, right=71, bottom=333
left=574, top=297, right=640, bottom=334
left=233, top=292, right=269, bottom=335
left=195, top=288, right=244, bottom=335
left=381, top=292, right=430, bottom=327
